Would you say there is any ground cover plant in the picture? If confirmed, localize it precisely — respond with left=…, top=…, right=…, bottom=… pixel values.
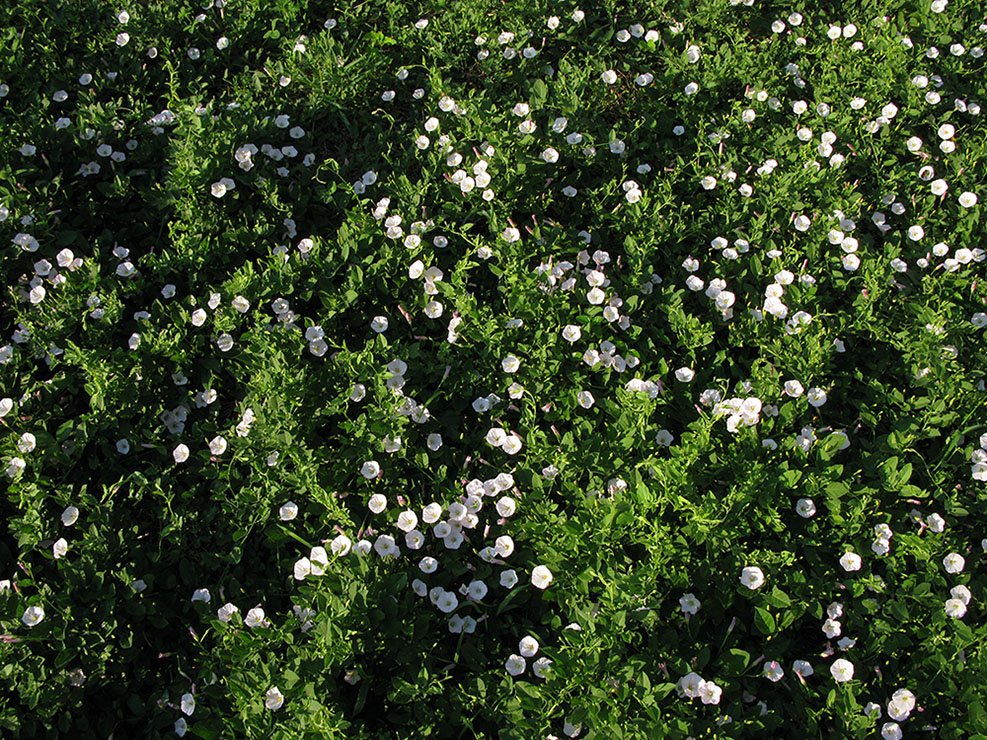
left=1, top=0, right=986, bottom=737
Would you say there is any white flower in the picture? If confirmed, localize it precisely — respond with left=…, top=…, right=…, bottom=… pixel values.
left=959, top=191, right=978, bottom=208
left=880, top=722, right=903, bottom=740
left=17, top=433, right=36, bottom=453
left=519, top=635, right=539, bottom=657
left=330, top=534, right=352, bottom=557
left=807, top=387, right=828, bottom=407
left=764, top=660, right=785, bottom=682
left=368, top=493, right=387, bottom=513
left=180, top=692, right=196, bottom=716
left=562, top=324, right=581, bottom=342
left=699, top=680, right=722, bottom=704
left=502, top=434, right=523, bottom=455
left=502, top=355, right=520, bottom=373
left=951, top=584, right=971, bottom=605
left=506, top=654, right=526, bottom=676
left=467, top=580, right=488, bottom=600
left=52, top=537, right=68, bottom=559
left=679, top=672, right=704, bottom=698
left=361, top=461, right=380, bottom=479
left=173, top=444, right=190, bottom=463
left=675, top=367, right=695, bottom=383
left=887, top=689, right=916, bottom=721
left=264, top=687, right=284, bottom=710
left=531, top=565, right=554, bottom=589
left=208, top=435, right=227, bottom=455
left=740, top=566, right=765, bottom=590
left=822, top=618, right=842, bottom=638
left=793, top=660, right=814, bottom=678
left=494, top=537, right=515, bottom=560
left=436, top=590, right=458, bottom=613
left=500, top=569, right=519, bottom=588
left=22, top=605, right=44, bottom=627
left=945, top=598, right=967, bottom=618
left=943, top=552, right=965, bottom=573
left=61, top=506, right=80, bottom=526
left=397, top=510, right=418, bottom=532
left=279, top=502, right=298, bottom=521
left=839, top=552, right=862, bottom=572
left=191, top=588, right=211, bottom=603
left=679, top=593, right=701, bottom=615
left=495, top=496, right=517, bottom=518
left=374, top=535, right=398, bottom=558
left=601, top=69, right=617, bottom=85
left=830, top=658, right=854, bottom=682
left=241, top=607, right=266, bottom=627
left=577, top=390, right=595, bottom=409
left=217, top=602, right=239, bottom=622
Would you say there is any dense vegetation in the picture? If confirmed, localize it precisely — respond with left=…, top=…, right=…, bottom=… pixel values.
left=1, top=0, right=985, bottom=738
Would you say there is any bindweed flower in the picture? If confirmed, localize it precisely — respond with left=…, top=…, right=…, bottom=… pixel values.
left=181, top=693, right=195, bottom=716
left=505, top=654, right=526, bottom=676
left=244, top=607, right=266, bottom=627
left=500, top=569, right=519, bottom=588
left=830, top=658, right=854, bottom=682
left=839, top=552, right=862, bottom=572
left=699, top=680, right=722, bottom=705
left=740, top=566, right=765, bottom=590
left=881, top=723, right=902, bottom=740
left=531, top=565, right=553, bottom=589
left=436, top=590, right=458, bottom=613
left=61, top=506, right=79, bottom=526
left=519, top=635, right=539, bottom=657
left=945, top=598, right=969, bottom=619
left=793, top=660, right=814, bottom=678
left=943, top=552, right=965, bottom=574
left=679, top=593, right=701, bottom=615
left=22, top=605, right=44, bottom=627
left=764, top=661, right=784, bottom=682
left=265, top=687, right=284, bottom=710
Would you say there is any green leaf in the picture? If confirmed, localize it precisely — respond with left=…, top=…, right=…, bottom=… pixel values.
left=754, top=606, right=776, bottom=635
left=765, top=586, right=792, bottom=609
left=530, top=79, right=549, bottom=108
left=720, top=648, right=750, bottom=676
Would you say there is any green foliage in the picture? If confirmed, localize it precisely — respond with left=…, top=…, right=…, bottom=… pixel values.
left=0, top=0, right=985, bottom=738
